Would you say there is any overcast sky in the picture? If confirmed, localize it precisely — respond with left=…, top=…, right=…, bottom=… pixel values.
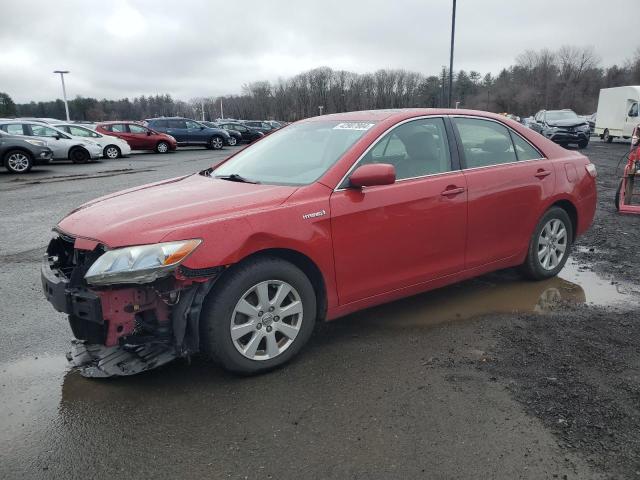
left=1, top=0, right=638, bottom=103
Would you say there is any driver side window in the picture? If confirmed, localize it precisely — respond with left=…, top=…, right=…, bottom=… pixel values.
left=357, top=117, right=452, bottom=181
left=31, top=125, right=61, bottom=138
left=186, top=120, right=201, bottom=129
left=129, top=124, right=148, bottom=134
left=629, top=103, right=638, bottom=118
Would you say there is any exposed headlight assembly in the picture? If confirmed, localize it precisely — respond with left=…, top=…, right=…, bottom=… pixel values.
left=25, top=139, right=46, bottom=147
left=85, top=239, right=202, bottom=285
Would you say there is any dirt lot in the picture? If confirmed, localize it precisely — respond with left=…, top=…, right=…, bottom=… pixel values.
left=0, top=140, right=639, bottom=479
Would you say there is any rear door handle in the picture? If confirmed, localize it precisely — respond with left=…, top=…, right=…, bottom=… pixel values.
left=535, top=169, right=552, bottom=179
left=441, top=186, right=465, bottom=196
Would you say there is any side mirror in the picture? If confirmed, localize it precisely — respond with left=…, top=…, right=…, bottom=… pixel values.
left=147, top=130, right=152, bottom=136
left=54, top=134, right=60, bottom=140
left=200, top=126, right=205, bottom=130
left=349, top=163, right=396, bottom=188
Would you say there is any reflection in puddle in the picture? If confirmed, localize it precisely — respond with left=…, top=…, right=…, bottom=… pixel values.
left=341, top=257, right=638, bottom=329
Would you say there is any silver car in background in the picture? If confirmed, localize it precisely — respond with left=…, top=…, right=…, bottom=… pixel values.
left=0, top=120, right=102, bottom=163
left=54, top=123, right=131, bottom=159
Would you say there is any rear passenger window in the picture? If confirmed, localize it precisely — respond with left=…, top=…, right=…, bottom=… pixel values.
left=357, top=117, right=452, bottom=181
left=111, top=124, right=126, bottom=133
left=453, top=118, right=517, bottom=168
left=2, top=124, right=25, bottom=135
left=510, top=132, right=542, bottom=161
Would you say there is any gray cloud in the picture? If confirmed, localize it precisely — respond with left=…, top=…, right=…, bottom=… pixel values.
left=1, top=0, right=638, bottom=103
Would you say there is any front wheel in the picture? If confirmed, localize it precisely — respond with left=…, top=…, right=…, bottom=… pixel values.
left=208, top=136, right=224, bottom=150
left=104, top=145, right=121, bottom=159
left=69, top=147, right=90, bottom=164
left=4, top=150, right=33, bottom=173
left=578, top=138, right=589, bottom=149
left=156, top=141, right=170, bottom=153
left=200, top=256, right=316, bottom=374
left=603, top=129, right=613, bottom=143
left=520, top=207, right=573, bottom=280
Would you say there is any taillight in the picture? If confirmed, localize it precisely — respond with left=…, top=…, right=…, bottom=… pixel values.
left=585, top=163, right=597, bottom=178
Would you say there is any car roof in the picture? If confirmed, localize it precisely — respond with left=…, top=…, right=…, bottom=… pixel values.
left=96, top=120, right=145, bottom=125
left=302, top=108, right=512, bottom=123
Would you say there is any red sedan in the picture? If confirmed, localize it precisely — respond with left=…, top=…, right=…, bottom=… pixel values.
left=95, top=121, right=177, bottom=153
left=42, top=109, right=597, bottom=377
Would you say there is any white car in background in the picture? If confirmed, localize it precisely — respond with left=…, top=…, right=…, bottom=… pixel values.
left=54, top=123, right=131, bottom=159
left=0, top=121, right=102, bottom=163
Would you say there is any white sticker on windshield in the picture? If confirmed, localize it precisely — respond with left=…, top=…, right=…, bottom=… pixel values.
left=333, top=122, right=375, bottom=131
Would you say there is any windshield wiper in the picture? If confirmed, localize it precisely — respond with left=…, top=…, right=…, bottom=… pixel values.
left=214, top=173, right=260, bottom=184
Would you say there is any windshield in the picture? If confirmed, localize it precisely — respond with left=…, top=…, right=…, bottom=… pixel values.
left=213, top=120, right=375, bottom=185
left=546, top=111, right=578, bottom=122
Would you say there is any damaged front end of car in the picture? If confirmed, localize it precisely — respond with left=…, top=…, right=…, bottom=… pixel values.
left=41, top=231, right=223, bottom=378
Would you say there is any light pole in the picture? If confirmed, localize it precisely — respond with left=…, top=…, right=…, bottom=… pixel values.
left=318, top=105, right=324, bottom=116
left=53, top=70, right=70, bottom=121
left=448, top=0, right=457, bottom=108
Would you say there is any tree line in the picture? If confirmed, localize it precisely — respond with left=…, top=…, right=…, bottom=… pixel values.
left=2, top=46, right=639, bottom=122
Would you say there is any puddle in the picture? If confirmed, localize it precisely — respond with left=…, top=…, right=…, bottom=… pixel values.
left=344, top=256, right=639, bottom=329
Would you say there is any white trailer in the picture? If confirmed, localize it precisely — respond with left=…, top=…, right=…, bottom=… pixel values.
left=594, top=86, right=640, bottom=142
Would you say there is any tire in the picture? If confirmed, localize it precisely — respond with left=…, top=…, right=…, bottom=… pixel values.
left=227, top=136, right=238, bottom=146
left=603, top=129, right=613, bottom=143
left=4, top=150, right=33, bottom=173
left=103, top=145, right=121, bottom=159
left=208, top=135, right=224, bottom=150
left=578, top=138, right=589, bottom=149
left=200, top=256, right=317, bottom=374
left=156, top=141, right=170, bottom=153
left=520, top=206, right=573, bottom=280
left=615, top=179, right=622, bottom=211
left=69, top=147, right=90, bottom=164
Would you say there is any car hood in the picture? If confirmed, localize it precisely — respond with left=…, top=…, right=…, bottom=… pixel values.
left=546, top=119, right=588, bottom=128
left=58, top=173, right=298, bottom=247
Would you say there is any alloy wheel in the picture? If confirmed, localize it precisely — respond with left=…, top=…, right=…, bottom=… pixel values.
left=228, top=137, right=237, bottom=146
left=230, top=280, right=303, bottom=361
left=211, top=137, right=223, bottom=149
left=7, top=152, right=30, bottom=172
left=157, top=142, right=169, bottom=153
left=105, top=146, right=119, bottom=159
left=537, top=218, right=568, bottom=270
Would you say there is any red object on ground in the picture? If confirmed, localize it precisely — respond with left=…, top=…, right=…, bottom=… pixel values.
left=617, top=124, right=640, bottom=215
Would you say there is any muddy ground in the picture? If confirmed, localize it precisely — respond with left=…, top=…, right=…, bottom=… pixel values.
left=0, top=140, right=639, bottom=479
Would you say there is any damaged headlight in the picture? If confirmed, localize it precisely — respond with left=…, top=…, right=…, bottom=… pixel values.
left=85, top=239, right=202, bottom=286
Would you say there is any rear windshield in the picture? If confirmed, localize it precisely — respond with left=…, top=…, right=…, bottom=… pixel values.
left=213, top=121, right=375, bottom=185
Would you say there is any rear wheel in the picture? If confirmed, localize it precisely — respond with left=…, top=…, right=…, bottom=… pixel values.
left=104, top=145, right=121, bottom=159
left=615, top=179, right=623, bottom=211
left=156, top=141, right=170, bottom=153
left=4, top=150, right=33, bottom=173
left=227, top=136, right=237, bottom=146
left=69, top=147, right=90, bottom=164
left=200, top=256, right=316, bottom=374
left=520, top=207, right=573, bottom=280
left=208, top=135, right=224, bottom=150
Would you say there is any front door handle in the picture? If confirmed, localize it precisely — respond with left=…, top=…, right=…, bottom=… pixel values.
left=535, top=169, right=552, bottom=179
left=441, top=186, right=466, bottom=197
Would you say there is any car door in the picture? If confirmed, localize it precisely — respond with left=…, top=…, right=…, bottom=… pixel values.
left=108, top=124, right=138, bottom=148
left=330, top=117, right=467, bottom=305
left=624, top=102, right=638, bottom=137
left=166, top=119, right=188, bottom=143
left=27, top=123, right=70, bottom=158
left=452, top=116, right=556, bottom=269
left=127, top=123, right=155, bottom=149
left=185, top=120, right=206, bottom=144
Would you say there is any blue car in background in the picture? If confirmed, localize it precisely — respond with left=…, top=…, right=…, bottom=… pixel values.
left=145, top=117, right=231, bottom=150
